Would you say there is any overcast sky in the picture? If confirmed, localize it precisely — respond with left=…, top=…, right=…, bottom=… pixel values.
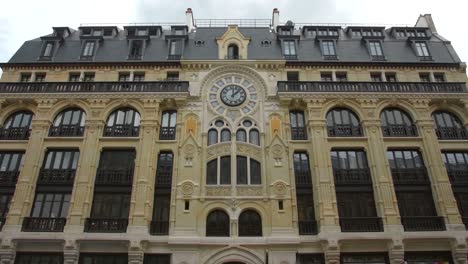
left=1, top=0, right=467, bottom=66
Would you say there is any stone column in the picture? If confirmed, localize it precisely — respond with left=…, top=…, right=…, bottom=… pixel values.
left=306, top=99, right=339, bottom=232
left=0, top=239, right=15, bottom=264
left=5, top=99, right=55, bottom=227
left=128, top=241, right=144, bottom=264
left=65, top=99, right=107, bottom=231
left=388, top=239, right=405, bottom=264
left=129, top=99, right=160, bottom=232
left=63, top=240, right=79, bottom=264
left=359, top=99, right=402, bottom=230
left=411, top=99, right=463, bottom=228
left=323, top=240, right=340, bottom=264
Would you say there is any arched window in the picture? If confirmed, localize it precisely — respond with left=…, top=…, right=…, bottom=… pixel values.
left=326, top=108, right=362, bottom=137
left=160, top=111, right=177, bottom=140
left=206, top=156, right=230, bottom=185
left=206, top=209, right=230, bottom=237
left=104, top=108, right=140, bottom=137
left=236, top=129, right=247, bottom=142
left=238, top=210, right=262, bottom=237
left=432, top=111, right=467, bottom=140
left=221, top=129, right=231, bottom=142
left=380, top=108, right=417, bottom=137
left=1, top=110, right=34, bottom=140
left=249, top=129, right=260, bottom=145
left=227, top=44, right=239, bottom=59
left=208, top=129, right=218, bottom=146
left=49, top=108, right=86, bottom=137
left=237, top=156, right=261, bottom=185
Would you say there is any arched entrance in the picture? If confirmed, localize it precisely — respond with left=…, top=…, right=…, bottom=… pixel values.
left=204, top=246, right=264, bottom=264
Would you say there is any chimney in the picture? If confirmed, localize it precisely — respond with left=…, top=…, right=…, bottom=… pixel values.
left=186, top=8, right=195, bottom=32
left=272, top=8, right=280, bottom=32
left=415, top=14, right=438, bottom=33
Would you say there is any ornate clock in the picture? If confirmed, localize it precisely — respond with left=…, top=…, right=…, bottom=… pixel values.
left=220, top=85, right=246, bottom=106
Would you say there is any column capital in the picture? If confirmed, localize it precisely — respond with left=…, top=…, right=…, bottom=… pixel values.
left=451, top=237, right=468, bottom=264
left=63, top=240, right=79, bottom=264
left=388, top=239, right=405, bottom=264
left=35, top=98, right=57, bottom=108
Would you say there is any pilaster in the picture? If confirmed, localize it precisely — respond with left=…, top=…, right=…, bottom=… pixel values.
left=387, top=239, right=405, bottom=264
left=0, top=239, right=15, bottom=264
left=322, top=240, right=340, bottom=264
left=128, top=241, right=144, bottom=264
left=63, top=240, right=79, bottom=264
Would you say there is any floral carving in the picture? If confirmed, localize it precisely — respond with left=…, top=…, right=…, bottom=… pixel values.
left=237, top=186, right=263, bottom=196
left=206, top=186, right=231, bottom=196
left=181, top=181, right=195, bottom=196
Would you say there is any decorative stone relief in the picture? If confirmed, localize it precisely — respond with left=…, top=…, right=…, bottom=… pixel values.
left=206, top=186, right=231, bottom=196
left=271, top=143, right=284, bottom=167
left=185, top=116, right=198, bottom=138
left=207, top=144, right=231, bottom=159
left=229, top=198, right=239, bottom=211
left=237, top=186, right=263, bottom=196
left=180, top=181, right=195, bottom=196
left=272, top=180, right=288, bottom=196
left=236, top=144, right=262, bottom=160
left=270, top=116, right=282, bottom=137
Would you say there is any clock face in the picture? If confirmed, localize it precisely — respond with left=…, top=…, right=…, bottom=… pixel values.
left=220, top=85, right=247, bottom=106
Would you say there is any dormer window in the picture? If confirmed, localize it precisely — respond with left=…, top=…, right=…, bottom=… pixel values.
left=137, top=29, right=147, bottom=36
left=392, top=28, right=428, bottom=38
left=367, top=40, right=385, bottom=61
left=168, top=40, right=183, bottom=60
left=103, top=29, right=113, bottom=36
left=82, top=29, right=92, bottom=36
left=39, top=41, right=55, bottom=60
left=414, top=41, right=431, bottom=60
left=227, top=44, right=239, bottom=60
left=128, top=40, right=143, bottom=60
left=81, top=41, right=95, bottom=60
left=321, top=40, right=337, bottom=60
left=92, top=29, right=102, bottom=37
left=282, top=40, right=297, bottom=60
left=349, top=27, right=385, bottom=38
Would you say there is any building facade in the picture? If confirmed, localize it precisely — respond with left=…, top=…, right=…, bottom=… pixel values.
left=0, top=8, right=467, bottom=264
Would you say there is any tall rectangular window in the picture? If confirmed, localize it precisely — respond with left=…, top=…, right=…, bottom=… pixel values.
left=82, top=41, right=95, bottom=57
left=160, top=111, right=177, bottom=140
left=415, top=42, right=430, bottom=57
left=31, top=193, right=70, bottom=218
left=129, top=40, right=143, bottom=59
left=169, top=40, right=183, bottom=56
left=155, top=152, right=173, bottom=186
left=294, top=152, right=317, bottom=235
left=321, top=40, right=336, bottom=57
left=237, top=156, right=247, bottom=185
left=369, top=41, right=383, bottom=56
left=20, top=73, right=31, bottom=82
left=283, top=40, right=296, bottom=56
left=290, top=111, right=307, bottom=140
left=42, top=42, right=55, bottom=57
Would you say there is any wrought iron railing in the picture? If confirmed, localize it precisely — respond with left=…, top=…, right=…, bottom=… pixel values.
left=149, top=220, right=169, bottom=235
left=95, top=169, right=134, bottom=185
left=38, top=169, right=76, bottom=185
left=391, top=168, right=430, bottom=185
left=298, top=220, right=318, bottom=235
left=159, top=127, right=176, bottom=140
left=21, top=217, right=66, bottom=232
left=103, top=125, right=140, bottom=137
left=0, top=171, right=20, bottom=186
left=327, top=125, right=363, bottom=137
left=435, top=127, right=468, bottom=140
left=49, top=125, right=85, bottom=137
left=0, top=127, right=31, bottom=140
left=333, top=169, right=372, bottom=185
left=291, top=127, right=308, bottom=140
left=277, top=81, right=467, bottom=93
left=206, top=226, right=230, bottom=237
left=400, top=216, right=445, bottom=231
left=0, top=81, right=189, bottom=93
left=294, top=171, right=312, bottom=187
left=239, top=225, right=262, bottom=237
left=446, top=167, right=468, bottom=185
left=84, top=218, right=128, bottom=233
left=382, top=125, right=418, bottom=137
left=155, top=171, right=173, bottom=187
left=339, top=217, right=383, bottom=232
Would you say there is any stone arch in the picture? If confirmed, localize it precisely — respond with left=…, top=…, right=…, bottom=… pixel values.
left=376, top=99, right=420, bottom=123
left=201, top=205, right=232, bottom=236
left=47, top=99, right=90, bottom=123
left=321, top=99, right=365, bottom=121
left=100, top=99, right=145, bottom=121
left=0, top=103, right=37, bottom=125
left=235, top=202, right=269, bottom=232
left=429, top=103, right=467, bottom=124
left=203, top=246, right=264, bottom=264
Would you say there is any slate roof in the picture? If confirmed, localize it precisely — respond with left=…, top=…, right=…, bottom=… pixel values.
left=5, top=25, right=462, bottom=65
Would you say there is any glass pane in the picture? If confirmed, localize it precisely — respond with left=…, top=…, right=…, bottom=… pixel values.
left=8, top=154, right=19, bottom=171
left=237, top=156, right=248, bottom=184
left=387, top=151, right=396, bottom=169
left=0, top=154, right=10, bottom=171
left=52, top=152, right=63, bottom=169
left=124, top=110, right=134, bottom=125
left=338, top=151, right=347, bottom=169
left=169, top=112, right=177, bottom=127
left=62, top=151, right=71, bottom=169
left=53, top=113, right=63, bottom=127
left=208, top=130, right=218, bottom=145
left=107, top=113, right=115, bottom=126
left=236, top=129, right=246, bottom=142
left=348, top=151, right=357, bottom=169
left=394, top=151, right=406, bottom=169
left=71, top=152, right=79, bottom=169
left=63, top=110, right=72, bottom=125
left=207, top=160, right=217, bottom=184
left=249, top=129, right=259, bottom=145
left=220, top=156, right=231, bottom=184
left=221, top=129, right=231, bottom=142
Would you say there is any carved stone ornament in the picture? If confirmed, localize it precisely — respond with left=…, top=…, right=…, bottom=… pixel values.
left=207, top=144, right=231, bottom=159
left=206, top=186, right=231, bottom=196
left=184, top=144, right=196, bottom=157
left=272, top=181, right=287, bottom=196
left=181, top=181, right=195, bottom=196
left=236, top=144, right=261, bottom=160
left=271, top=144, right=284, bottom=158
left=237, top=186, right=263, bottom=196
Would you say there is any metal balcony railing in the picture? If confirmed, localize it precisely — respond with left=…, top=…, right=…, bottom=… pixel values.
left=435, top=127, right=468, bottom=140
left=447, top=167, right=468, bottom=185
left=333, top=169, right=372, bottom=185
left=103, top=125, right=140, bottom=137
left=382, top=125, right=418, bottom=137
left=21, top=217, right=66, bottom=232
left=38, top=169, right=76, bottom=185
left=95, top=169, right=134, bottom=185
left=291, top=127, right=308, bottom=140
left=155, top=171, right=173, bottom=187
left=277, top=81, right=467, bottom=94
left=401, top=216, right=445, bottom=231
left=49, top=125, right=85, bottom=137
left=206, top=226, right=230, bottom=237
left=298, top=220, right=318, bottom=235
left=327, top=125, right=363, bottom=137
left=0, top=81, right=189, bottom=93
left=84, top=218, right=128, bottom=233
left=339, top=217, right=383, bottom=232
left=0, top=171, right=20, bottom=186
left=149, top=220, right=169, bottom=235
left=391, top=168, right=430, bottom=185
left=0, top=127, right=30, bottom=140
left=294, top=171, right=312, bottom=187
left=159, top=127, right=176, bottom=140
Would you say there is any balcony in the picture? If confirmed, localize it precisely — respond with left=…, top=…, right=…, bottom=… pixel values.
left=103, top=125, right=139, bottom=137
left=298, top=220, right=318, bottom=235
left=294, top=171, right=312, bottom=187
left=0, top=127, right=30, bottom=140
left=339, top=217, right=383, bottom=232
left=391, top=168, right=430, bottom=185
left=277, top=81, right=467, bottom=94
left=382, top=125, right=418, bottom=137
left=291, top=127, right=308, bottom=140
left=159, top=127, right=176, bottom=140
left=38, top=169, right=76, bottom=185
left=0, top=171, right=20, bottom=186
left=155, top=171, right=172, bottom=187
left=95, top=169, right=134, bottom=185
left=149, top=220, right=169, bottom=235
left=0, top=81, right=189, bottom=94
left=447, top=167, right=468, bottom=185
left=21, top=217, right=66, bottom=232
left=333, top=169, right=372, bottom=185
left=401, top=216, right=445, bottom=231
left=327, top=125, right=363, bottom=137
left=435, top=127, right=468, bottom=140
left=84, top=218, right=128, bottom=233
left=49, top=125, right=85, bottom=137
